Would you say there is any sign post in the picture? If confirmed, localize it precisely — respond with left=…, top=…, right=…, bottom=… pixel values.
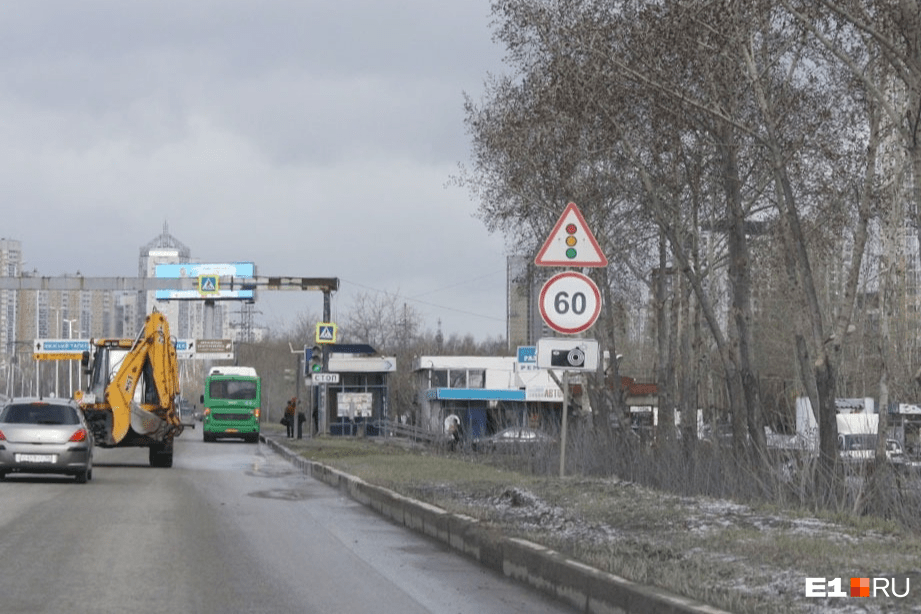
left=560, top=371, right=569, bottom=478
left=534, top=202, right=608, bottom=478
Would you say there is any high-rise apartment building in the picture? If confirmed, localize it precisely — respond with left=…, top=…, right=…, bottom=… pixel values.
left=0, top=239, right=21, bottom=356
left=137, top=222, right=229, bottom=340
left=506, top=255, right=555, bottom=352
left=138, top=222, right=193, bottom=338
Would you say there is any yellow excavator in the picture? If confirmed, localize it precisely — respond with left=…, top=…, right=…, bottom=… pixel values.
left=75, top=308, right=184, bottom=467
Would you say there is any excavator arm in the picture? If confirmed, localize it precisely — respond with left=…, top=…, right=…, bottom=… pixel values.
left=77, top=309, right=183, bottom=454
left=104, top=310, right=181, bottom=444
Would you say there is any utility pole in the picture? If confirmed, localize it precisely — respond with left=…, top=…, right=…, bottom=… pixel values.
left=288, top=343, right=304, bottom=438
left=64, top=318, right=77, bottom=397
left=314, top=288, right=333, bottom=435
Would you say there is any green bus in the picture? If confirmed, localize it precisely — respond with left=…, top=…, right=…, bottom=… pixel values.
left=201, top=366, right=261, bottom=443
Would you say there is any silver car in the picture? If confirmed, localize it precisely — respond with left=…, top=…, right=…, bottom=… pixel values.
left=473, top=426, right=557, bottom=452
left=0, top=397, right=94, bottom=483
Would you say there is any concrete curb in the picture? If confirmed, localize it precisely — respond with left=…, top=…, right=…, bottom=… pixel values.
left=262, top=435, right=732, bottom=614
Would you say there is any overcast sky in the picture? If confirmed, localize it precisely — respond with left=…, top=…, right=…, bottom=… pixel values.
left=0, top=1, right=511, bottom=341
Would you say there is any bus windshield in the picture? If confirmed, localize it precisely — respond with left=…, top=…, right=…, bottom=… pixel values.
left=209, top=379, right=258, bottom=401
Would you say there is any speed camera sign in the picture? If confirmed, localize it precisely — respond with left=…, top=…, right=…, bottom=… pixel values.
left=538, top=272, right=602, bottom=334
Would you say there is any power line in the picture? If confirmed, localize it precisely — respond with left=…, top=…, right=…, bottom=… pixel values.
left=409, top=270, right=505, bottom=299
left=340, top=278, right=505, bottom=322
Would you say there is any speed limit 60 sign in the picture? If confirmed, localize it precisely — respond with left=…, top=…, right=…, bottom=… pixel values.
left=539, top=272, right=601, bottom=334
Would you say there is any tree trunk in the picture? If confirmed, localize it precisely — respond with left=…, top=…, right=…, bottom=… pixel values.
left=814, top=354, right=839, bottom=503
left=720, top=131, right=760, bottom=454
left=678, top=273, right=697, bottom=442
left=586, top=266, right=628, bottom=435
left=655, top=229, right=676, bottom=441
left=876, top=183, right=900, bottom=461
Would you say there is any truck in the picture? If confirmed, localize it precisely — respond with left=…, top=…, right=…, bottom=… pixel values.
left=790, top=397, right=903, bottom=462
left=74, top=309, right=183, bottom=467
left=200, top=366, right=261, bottom=443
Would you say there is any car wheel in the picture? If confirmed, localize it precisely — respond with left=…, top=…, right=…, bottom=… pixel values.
left=75, top=468, right=89, bottom=484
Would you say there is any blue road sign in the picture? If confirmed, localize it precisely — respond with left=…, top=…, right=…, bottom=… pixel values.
left=37, top=340, right=90, bottom=353
left=517, top=346, right=537, bottom=364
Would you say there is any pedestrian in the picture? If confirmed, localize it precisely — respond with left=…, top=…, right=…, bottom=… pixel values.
left=297, top=410, right=306, bottom=438
left=285, top=397, right=297, bottom=438
left=448, top=416, right=460, bottom=451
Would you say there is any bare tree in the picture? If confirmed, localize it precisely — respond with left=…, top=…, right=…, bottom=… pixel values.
left=783, top=0, right=921, bottom=275
left=463, top=2, right=895, bottom=507
left=342, top=291, right=423, bottom=350
left=466, top=0, right=779, bottom=457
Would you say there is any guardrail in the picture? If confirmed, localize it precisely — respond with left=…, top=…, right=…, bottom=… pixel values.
left=371, top=418, right=444, bottom=445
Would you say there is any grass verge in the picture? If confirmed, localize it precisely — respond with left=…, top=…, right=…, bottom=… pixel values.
left=267, top=428, right=921, bottom=614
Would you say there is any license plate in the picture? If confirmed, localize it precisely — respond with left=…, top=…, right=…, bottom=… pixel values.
left=16, top=453, right=57, bottom=464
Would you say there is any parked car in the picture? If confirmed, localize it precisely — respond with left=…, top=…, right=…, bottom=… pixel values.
left=473, top=426, right=557, bottom=452
left=0, top=397, right=94, bottom=483
left=177, top=397, right=197, bottom=427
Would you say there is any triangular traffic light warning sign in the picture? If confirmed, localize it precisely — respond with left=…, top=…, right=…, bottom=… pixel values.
left=534, top=202, right=608, bottom=267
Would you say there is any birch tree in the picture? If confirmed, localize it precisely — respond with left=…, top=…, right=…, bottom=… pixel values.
left=462, top=3, right=891, bottom=505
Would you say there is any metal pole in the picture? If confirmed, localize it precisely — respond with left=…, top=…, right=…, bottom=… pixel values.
left=295, top=352, right=302, bottom=438
left=203, top=300, right=216, bottom=339
left=559, top=371, right=569, bottom=478
left=289, top=342, right=305, bottom=437
left=318, top=289, right=332, bottom=435
left=65, top=319, right=76, bottom=397
left=54, top=309, right=59, bottom=397
left=296, top=353, right=301, bottom=407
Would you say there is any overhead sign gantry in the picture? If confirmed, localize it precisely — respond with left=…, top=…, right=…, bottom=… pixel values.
left=155, top=262, right=256, bottom=300
left=0, top=274, right=339, bottom=294
left=1, top=268, right=340, bottom=431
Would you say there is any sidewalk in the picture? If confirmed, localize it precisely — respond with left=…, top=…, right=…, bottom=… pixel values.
left=259, top=429, right=731, bottom=614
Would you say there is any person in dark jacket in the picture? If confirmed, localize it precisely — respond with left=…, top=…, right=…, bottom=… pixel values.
left=284, top=397, right=297, bottom=438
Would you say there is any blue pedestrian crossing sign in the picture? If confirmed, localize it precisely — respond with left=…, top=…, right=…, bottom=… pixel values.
left=198, top=275, right=219, bottom=295
left=316, top=322, right=337, bottom=344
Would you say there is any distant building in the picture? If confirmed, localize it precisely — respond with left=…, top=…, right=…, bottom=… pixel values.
left=506, top=255, right=554, bottom=352
left=1, top=223, right=236, bottom=357
left=137, top=222, right=234, bottom=340
left=0, top=239, right=21, bottom=355
left=14, top=278, right=117, bottom=344
left=138, top=222, right=194, bottom=338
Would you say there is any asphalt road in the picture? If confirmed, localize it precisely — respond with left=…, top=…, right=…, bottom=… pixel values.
left=0, top=434, right=575, bottom=614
